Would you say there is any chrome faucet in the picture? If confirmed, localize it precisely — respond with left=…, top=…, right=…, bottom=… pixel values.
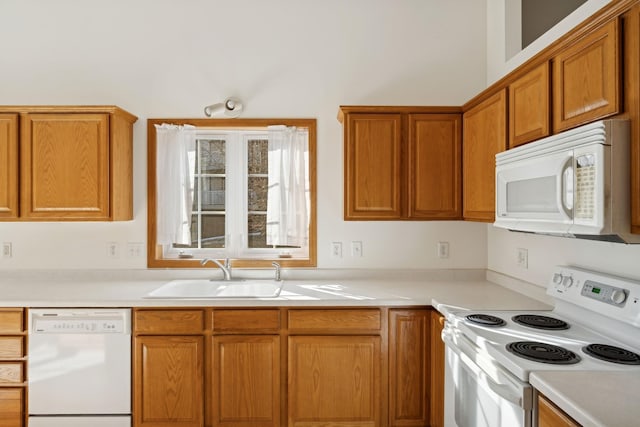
left=201, top=258, right=232, bottom=281
left=272, top=261, right=281, bottom=281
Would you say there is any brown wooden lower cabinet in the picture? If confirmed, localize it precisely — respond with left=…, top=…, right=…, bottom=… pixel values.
left=0, top=388, right=23, bottom=427
left=537, top=393, right=581, bottom=427
left=429, top=311, right=445, bottom=427
left=211, top=335, right=280, bottom=427
left=389, top=310, right=428, bottom=427
left=134, top=336, right=205, bottom=427
left=288, top=335, right=382, bottom=427
left=133, top=307, right=442, bottom=427
left=0, top=308, right=26, bottom=427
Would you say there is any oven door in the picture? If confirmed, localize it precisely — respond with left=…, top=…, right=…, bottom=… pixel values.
left=442, top=326, right=532, bottom=427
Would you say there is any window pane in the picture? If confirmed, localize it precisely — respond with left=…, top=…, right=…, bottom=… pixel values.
left=248, top=214, right=267, bottom=248
left=201, top=177, right=225, bottom=211
left=248, top=177, right=267, bottom=211
left=201, top=214, right=225, bottom=248
left=248, top=139, right=268, bottom=174
left=200, top=139, right=225, bottom=174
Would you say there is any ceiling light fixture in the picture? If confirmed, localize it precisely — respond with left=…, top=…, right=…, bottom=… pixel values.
left=203, top=97, right=244, bottom=118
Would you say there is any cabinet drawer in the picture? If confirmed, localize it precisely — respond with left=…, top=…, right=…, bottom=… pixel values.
left=0, top=388, right=23, bottom=427
left=288, top=309, right=382, bottom=332
left=0, top=310, right=23, bottom=334
left=134, top=309, right=204, bottom=334
left=212, top=309, right=280, bottom=333
left=0, top=337, right=24, bottom=359
left=0, top=362, right=23, bottom=383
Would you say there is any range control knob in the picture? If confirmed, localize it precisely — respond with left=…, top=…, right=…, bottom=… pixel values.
left=552, top=273, right=564, bottom=286
left=610, top=289, right=627, bottom=305
left=562, top=276, right=574, bottom=289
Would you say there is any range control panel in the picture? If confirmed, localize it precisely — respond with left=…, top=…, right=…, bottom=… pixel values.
left=581, top=280, right=628, bottom=307
left=548, top=266, right=640, bottom=327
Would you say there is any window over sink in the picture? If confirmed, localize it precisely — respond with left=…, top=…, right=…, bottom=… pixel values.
left=147, top=118, right=317, bottom=268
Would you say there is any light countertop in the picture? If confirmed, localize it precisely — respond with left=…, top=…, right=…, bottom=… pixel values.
left=531, top=371, right=640, bottom=427
left=0, top=268, right=553, bottom=309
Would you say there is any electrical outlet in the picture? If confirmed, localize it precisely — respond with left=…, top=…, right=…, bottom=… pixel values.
left=331, top=242, right=343, bottom=258
left=107, top=242, right=120, bottom=259
left=437, top=241, right=450, bottom=259
left=351, top=241, right=363, bottom=257
left=517, top=248, right=528, bottom=268
left=127, top=242, right=144, bottom=258
left=2, top=242, right=12, bottom=259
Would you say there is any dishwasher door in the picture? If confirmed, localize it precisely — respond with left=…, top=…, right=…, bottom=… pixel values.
left=28, top=309, right=131, bottom=417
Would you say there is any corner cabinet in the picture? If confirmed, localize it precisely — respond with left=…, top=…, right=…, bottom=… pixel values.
left=462, top=89, right=507, bottom=222
left=339, top=106, right=462, bottom=220
left=0, top=308, right=26, bottom=427
left=0, top=106, right=137, bottom=221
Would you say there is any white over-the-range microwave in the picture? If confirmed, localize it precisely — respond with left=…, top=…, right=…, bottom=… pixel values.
left=494, top=119, right=640, bottom=243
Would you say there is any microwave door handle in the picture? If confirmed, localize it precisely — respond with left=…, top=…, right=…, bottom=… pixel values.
left=559, top=157, right=574, bottom=219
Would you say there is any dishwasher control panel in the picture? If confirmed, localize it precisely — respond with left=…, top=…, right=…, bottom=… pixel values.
left=29, top=309, right=131, bottom=334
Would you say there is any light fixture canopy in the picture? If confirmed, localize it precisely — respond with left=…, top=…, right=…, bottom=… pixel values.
left=204, top=97, right=244, bottom=118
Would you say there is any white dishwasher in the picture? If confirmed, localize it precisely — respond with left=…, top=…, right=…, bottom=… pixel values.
left=28, top=309, right=132, bottom=427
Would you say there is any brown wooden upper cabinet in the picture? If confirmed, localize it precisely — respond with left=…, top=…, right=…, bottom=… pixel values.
left=0, top=114, right=19, bottom=219
left=623, top=4, right=640, bottom=235
left=339, top=106, right=462, bottom=220
left=463, top=89, right=507, bottom=222
left=552, top=18, right=620, bottom=133
left=509, top=62, right=551, bottom=148
left=0, top=106, right=137, bottom=221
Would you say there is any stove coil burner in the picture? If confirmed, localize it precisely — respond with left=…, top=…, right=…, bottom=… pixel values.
left=507, top=341, right=581, bottom=365
left=583, top=344, right=640, bottom=365
left=512, top=314, right=570, bottom=330
left=465, top=314, right=506, bottom=327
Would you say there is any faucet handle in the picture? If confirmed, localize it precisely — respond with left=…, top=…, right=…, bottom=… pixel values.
left=272, top=262, right=281, bottom=281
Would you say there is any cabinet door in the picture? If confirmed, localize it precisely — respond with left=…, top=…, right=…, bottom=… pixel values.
left=408, top=114, right=462, bottom=219
left=344, top=113, right=403, bottom=219
left=429, top=311, right=445, bottom=427
left=509, top=62, right=550, bottom=148
left=553, top=19, right=620, bottom=132
left=134, top=336, right=204, bottom=427
left=623, top=5, right=640, bottom=234
left=0, top=114, right=18, bottom=219
left=537, top=394, right=580, bottom=427
left=0, top=388, right=23, bottom=427
left=21, top=113, right=110, bottom=219
left=389, top=309, right=428, bottom=427
left=463, top=89, right=507, bottom=221
left=211, top=335, right=280, bottom=427
left=288, top=335, right=381, bottom=427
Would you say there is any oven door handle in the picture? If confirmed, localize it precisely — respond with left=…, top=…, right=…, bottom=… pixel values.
left=443, top=327, right=528, bottom=408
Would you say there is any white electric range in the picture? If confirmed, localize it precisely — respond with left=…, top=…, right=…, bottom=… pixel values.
left=441, top=265, right=640, bottom=427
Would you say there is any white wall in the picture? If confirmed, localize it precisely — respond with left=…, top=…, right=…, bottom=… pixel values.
left=0, top=0, right=488, bottom=270
left=486, top=0, right=640, bottom=288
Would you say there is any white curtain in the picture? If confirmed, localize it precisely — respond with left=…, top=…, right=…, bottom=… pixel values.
left=155, top=123, right=196, bottom=247
left=266, top=125, right=309, bottom=247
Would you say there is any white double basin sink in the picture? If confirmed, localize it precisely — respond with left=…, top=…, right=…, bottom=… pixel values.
left=146, top=279, right=285, bottom=299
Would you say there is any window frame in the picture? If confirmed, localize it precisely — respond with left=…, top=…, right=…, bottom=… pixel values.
left=147, top=118, right=317, bottom=268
